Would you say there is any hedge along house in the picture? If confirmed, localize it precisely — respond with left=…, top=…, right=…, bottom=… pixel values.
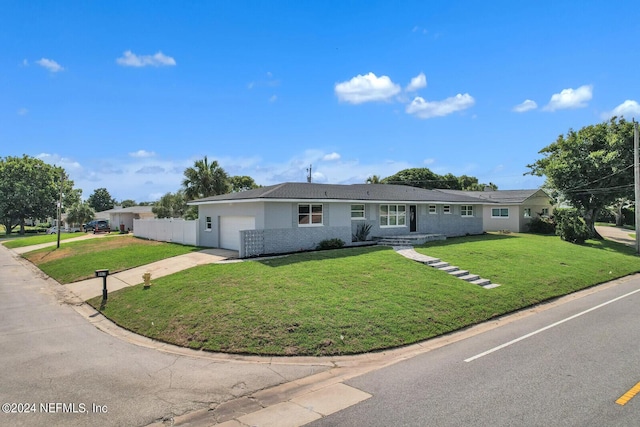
left=438, top=189, right=553, bottom=233
left=188, top=182, right=490, bottom=258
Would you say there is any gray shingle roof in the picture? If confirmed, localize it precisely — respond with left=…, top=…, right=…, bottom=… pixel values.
left=189, top=182, right=492, bottom=204
left=437, top=189, right=548, bottom=204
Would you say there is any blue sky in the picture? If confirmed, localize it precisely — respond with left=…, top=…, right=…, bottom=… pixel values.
left=2, top=1, right=639, bottom=202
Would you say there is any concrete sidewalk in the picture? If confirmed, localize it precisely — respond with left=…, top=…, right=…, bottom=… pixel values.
left=67, top=248, right=240, bottom=300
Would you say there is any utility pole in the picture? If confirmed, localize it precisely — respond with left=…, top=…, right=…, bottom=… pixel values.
left=306, top=164, right=312, bottom=183
left=634, top=119, right=639, bottom=254
left=56, top=170, right=63, bottom=249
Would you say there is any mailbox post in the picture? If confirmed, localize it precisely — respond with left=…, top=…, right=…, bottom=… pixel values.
left=95, top=269, right=109, bottom=300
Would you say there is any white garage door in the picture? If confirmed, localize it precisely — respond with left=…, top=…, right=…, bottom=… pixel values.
left=219, top=216, right=255, bottom=251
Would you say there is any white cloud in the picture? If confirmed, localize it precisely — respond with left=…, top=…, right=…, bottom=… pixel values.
left=423, top=158, right=435, bottom=165
left=269, top=95, right=277, bottom=103
left=129, top=150, right=156, bottom=158
left=601, top=100, right=640, bottom=119
left=35, top=58, right=64, bottom=72
left=116, top=50, right=176, bottom=67
left=406, top=73, right=427, bottom=92
left=322, top=152, right=341, bottom=161
left=17, top=108, right=28, bottom=116
left=335, top=72, right=401, bottom=104
left=543, top=85, right=593, bottom=111
left=513, top=99, right=538, bottom=113
left=406, top=93, right=475, bottom=119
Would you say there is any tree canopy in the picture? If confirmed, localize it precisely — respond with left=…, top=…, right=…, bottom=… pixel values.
left=66, top=202, right=95, bottom=228
left=87, top=188, right=116, bottom=212
left=152, top=191, right=190, bottom=219
left=229, top=175, right=259, bottom=193
left=182, top=156, right=230, bottom=200
left=527, top=116, right=635, bottom=237
left=381, top=168, right=497, bottom=191
left=0, top=155, right=74, bottom=234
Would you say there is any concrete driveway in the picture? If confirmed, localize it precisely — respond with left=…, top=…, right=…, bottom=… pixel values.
left=596, top=225, right=636, bottom=247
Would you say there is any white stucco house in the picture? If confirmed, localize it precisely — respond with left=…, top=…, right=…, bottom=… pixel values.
left=188, top=182, right=499, bottom=257
left=439, top=189, right=553, bottom=233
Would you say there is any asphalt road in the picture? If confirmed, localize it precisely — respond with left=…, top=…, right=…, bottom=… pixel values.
left=309, top=275, right=640, bottom=427
left=0, top=245, right=328, bottom=427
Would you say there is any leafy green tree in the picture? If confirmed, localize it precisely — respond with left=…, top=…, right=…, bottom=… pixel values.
left=152, top=191, right=188, bottom=218
left=87, top=188, right=116, bottom=212
left=120, top=199, right=136, bottom=208
left=66, top=202, right=95, bottom=228
left=381, top=168, right=496, bottom=190
left=527, top=117, right=634, bottom=238
left=366, top=175, right=381, bottom=184
left=229, top=175, right=259, bottom=192
left=0, top=155, right=68, bottom=234
left=182, top=156, right=230, bottom=200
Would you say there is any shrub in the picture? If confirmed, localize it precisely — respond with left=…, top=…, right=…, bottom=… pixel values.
left=352, top=223, right=372, bottom=242
left=554, top=208, right=590, bottom=244
left=527, top=216, right=556, bottom=234
left=316, top=238, right=345, bottom=250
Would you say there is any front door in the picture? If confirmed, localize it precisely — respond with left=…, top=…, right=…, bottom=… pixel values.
left=409, top=205, right=417, bottom=232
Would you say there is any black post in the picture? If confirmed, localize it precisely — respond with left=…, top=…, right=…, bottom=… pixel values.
left=102, top=276, right=108, bottom=300
left=95, top=269, right=109, bottom=302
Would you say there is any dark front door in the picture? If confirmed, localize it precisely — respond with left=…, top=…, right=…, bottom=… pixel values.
left=409, top=205, right=417, bottom=232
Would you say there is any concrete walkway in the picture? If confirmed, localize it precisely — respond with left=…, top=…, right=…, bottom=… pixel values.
left=67, top=248, right=240, bottom=300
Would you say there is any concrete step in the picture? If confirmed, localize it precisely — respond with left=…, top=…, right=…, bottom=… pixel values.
left=449, top=270, right=469, bottom=277
left=438, top=265, right=459, bottom=273
left=470, top=278, right=491, bottom=286
left=430, top=261, right=450, bottom=269
left=483, top=283, right=501, bottom=289
left=459, top=274, right=480, bottom=282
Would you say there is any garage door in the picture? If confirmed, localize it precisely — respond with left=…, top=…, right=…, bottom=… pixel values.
left=219, top=216, right=255, bottom=251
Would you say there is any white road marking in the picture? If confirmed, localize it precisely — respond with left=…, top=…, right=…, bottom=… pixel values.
left=465, top=287, right=640, bottom=362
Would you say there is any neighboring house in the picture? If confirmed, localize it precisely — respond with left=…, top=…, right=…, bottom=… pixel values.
left=439, top=189, right=553, bottom=233
left=188, top=182, right=491, bottom=257
left=97, top=206, right=155, bottom=232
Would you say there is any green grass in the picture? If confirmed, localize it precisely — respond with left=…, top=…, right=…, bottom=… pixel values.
left=23, top=235, right=200, bottom=284
left=2, top=232, right=81, bottom=248
left=88, top=233, right=640, bottom=356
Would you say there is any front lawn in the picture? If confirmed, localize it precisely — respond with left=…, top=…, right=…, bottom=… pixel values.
left=24, top=235, right=200, bottom=284
left=89, top=233, right=640, bottom=356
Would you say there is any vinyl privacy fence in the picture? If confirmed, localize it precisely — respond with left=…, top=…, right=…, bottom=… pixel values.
left=134, top=218, right=198, bottom=246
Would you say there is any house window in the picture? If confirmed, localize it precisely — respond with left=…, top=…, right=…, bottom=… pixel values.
left=380, top=204, right=406, bottom=227
left=524, top=208, right=532, bottom=218
left=461, top=205, right=473, bottom=217
left=351, top=204, right=365, bottom=220
left=298, top=204, right=323, bottom=226
left=443, top=205, right=451, bottom=214
left=541, top=208, right=549, bottom=217
left=428, top=205, right=437, bottom=214
left=205, top=216, right=212, bottom=230
left=492, top=208, right=509, bottom=218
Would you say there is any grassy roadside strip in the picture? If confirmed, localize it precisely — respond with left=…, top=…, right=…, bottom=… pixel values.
left=88, top=233, right=639, bottom=356
left=2, top=233, right=81, bottom=248
left=23, top=235, right=200, bottom=284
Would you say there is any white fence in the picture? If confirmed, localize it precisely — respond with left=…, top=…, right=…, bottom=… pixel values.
left=134, top=218, right=198, bottom=246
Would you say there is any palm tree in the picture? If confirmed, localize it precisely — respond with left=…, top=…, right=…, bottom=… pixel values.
left=366, top=175, right=381, bottom=184
left=182, top=156, right=230, bottom=200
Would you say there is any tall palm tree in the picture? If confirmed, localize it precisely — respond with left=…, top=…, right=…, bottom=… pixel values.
left=182, top=156, right=230, bottom=200
left=366, top=175, right=381, bottom=184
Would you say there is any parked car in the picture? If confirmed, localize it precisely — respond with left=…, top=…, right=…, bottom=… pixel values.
left=82, top=220, right=110, bottom=233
